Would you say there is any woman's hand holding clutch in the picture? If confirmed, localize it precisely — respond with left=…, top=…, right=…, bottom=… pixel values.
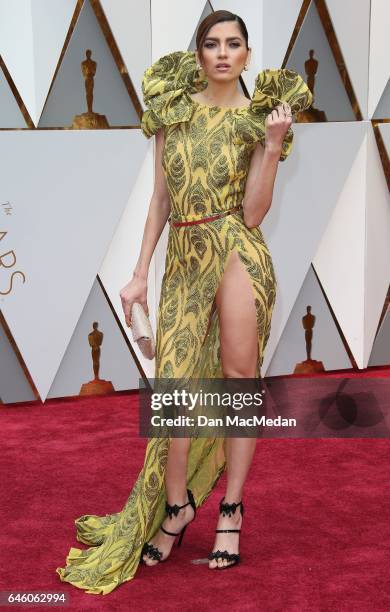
left=119, top=273, right=148, bottom=328
left=119, top=274, right=156, bottom=360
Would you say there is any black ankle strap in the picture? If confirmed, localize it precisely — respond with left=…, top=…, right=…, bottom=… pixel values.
left=165, top=489, right=192, bottom=519
left=219, top=497, right=244, bottom=517
left=216, top=528, right=241, bottom=533
left=161, top=525, right=181, bottom=536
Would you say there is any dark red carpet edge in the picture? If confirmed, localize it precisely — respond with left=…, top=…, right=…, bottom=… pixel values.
left=1, top=368, right=389, bottom=612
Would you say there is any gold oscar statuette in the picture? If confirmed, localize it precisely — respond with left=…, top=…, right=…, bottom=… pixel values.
left=294, top=305, right=325, bottom=374
left=79, top=321, right=115, bottom=395
left=72, top=49, right=109, bottom=129
left=295, top=50, right=326, bottom=123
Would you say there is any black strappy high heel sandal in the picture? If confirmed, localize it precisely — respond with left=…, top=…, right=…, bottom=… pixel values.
left=140, top=488, right=197, bottom=564
left=208, top=496, right=244, bottom=569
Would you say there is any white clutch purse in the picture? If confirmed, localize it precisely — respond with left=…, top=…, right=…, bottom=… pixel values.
left=130, top=302, right=156, bottom=360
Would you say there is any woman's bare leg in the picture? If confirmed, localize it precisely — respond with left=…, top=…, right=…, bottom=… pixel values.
left=143, top=251, right=260, bottom=567
left=209, top=250, right=259, bottom=569
left=142, top=438, right=193, bottom=565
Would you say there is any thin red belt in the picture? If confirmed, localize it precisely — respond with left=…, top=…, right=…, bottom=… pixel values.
left=170, top=205, right=243, bottom=228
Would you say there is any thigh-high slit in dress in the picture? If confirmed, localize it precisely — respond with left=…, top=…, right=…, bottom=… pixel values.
left=56, top=51, right=313, bottom=594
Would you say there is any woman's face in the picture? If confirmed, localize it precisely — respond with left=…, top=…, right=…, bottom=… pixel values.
left=197, top=21, right=250, bottom=81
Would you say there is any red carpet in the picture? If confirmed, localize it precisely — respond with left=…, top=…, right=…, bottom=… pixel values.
left=1, top=369, right=389, bottom=611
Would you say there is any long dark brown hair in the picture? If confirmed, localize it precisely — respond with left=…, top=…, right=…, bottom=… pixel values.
left=196, top=10, right=249, bottom=60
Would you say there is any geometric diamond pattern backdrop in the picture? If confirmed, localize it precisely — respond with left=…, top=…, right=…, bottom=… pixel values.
left=0, top=0, right=388, bottom=403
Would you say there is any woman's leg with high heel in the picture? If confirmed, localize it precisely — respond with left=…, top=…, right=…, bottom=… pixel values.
left=142, top=438, right=195, bottom=565
left=208, top=437, right=256, bottom=568
left=209, top=250, right=259, bottom=569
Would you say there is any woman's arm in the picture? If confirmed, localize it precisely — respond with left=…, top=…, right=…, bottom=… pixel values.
left=119, top=128, right=170, bottom=327
left=132, top=128, right=171, bottom=280
left=242, top=103, right=292, bottom=229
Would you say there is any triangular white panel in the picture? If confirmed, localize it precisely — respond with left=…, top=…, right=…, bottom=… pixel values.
left=312, top=127, right=367, bottom=367
left=0, top=129, right=147, bottom=401
left=364, top=125, right=390, bottom=364
left=368, top=0, right=390, bottom=118
left=261, top=122, right=365, bottom=373
left=39, top=0, right=139, bottom=127
left=0, top=66, right=27, bottom=128
left=47, top=278, right=143, bottom=398
left=288, top=0, right=354, bottom=120
left=261, top=0, right=303, bottom=68
left=0, top=0, right=34, bottom=123
left=0, top=0, right=78, bottom=126
left=100, top=0, right=151, bottom=108
left=151, top=0, right=207, bottom=60
left=313, top=122, right=390, bottom=369
left=326, top=0, right=370, bottom=118
left=32, top=0, right=79, bottom=125
left=99, top=143, right=156, bottom=380
left=267, top=266, right=351, bottom=377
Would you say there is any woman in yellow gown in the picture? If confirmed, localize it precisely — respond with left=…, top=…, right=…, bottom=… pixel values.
left=56, top=11, right=312, bottom=594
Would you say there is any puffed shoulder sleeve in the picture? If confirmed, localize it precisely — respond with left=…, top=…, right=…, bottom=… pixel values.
left=238, top=68, right=313, bottom=161
left=140, top=50, right=206, bottom=138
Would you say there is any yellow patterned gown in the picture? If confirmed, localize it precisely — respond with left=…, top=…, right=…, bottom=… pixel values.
left=56, top=51, right=312, bottom=594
